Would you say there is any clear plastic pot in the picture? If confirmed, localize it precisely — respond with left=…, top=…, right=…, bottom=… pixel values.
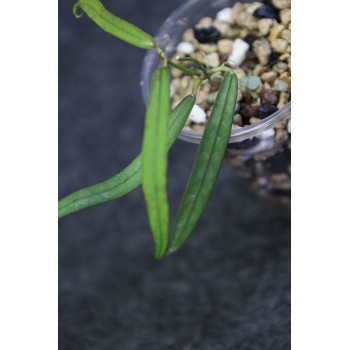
left=140, top=0, right=291, bottom=213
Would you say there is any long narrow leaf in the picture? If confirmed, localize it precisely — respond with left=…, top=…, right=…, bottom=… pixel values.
left=142, top=67, right=170, bottom=259
left=169, top=72, right=238, bottom=253
left=73, top=0, right=156, bottom=49
left=58, top=94, right=196, bottom=219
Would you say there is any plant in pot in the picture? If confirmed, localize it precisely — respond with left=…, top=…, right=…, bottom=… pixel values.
left=59, top=0, right=291, bottom=258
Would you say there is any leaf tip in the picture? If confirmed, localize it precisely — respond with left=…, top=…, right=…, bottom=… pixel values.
left=73, top=2, right=83, bottom=18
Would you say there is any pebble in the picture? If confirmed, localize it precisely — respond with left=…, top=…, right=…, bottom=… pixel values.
left=273, top=62, right=288, bottom=74
left=246, top=2, right=264, bottom=14
left=274, top=79, right=289, bottom=91
left=206, top=52, right=220, bottom=67
left=195, top=17, right=213, bottom=29
left=231, top=2, right=245, bottom=25
left=252, top=38, right=272, bottom=65
left=253, top=5, right=279, bottom=20
left=216, top=7, right=233, bottom=23
left=271, top=38, right=288, bottom=53
left=280, top=29, right=291, bottom=43
left=280, top=8, right=291, bottom=24
left=277, top=91, right=289, bottom=109
left=260, top=88, right=279, bottom=105
left=237, top=11, right=259, bottom=30
left=268, top=51, right=280, bottom=67
left=258, top=104, right=278, bottom=119
left=243, top=50, right=259, bottom=69
left=256, top=128, right=275, bottom=139
left=243, top=33, right=259, bottom=49
left=182, top=28, right=194, bottom=42
left=261, top=71, right=278, bottom=83
left=194, top=26, right=221, bottom=43
left=258, top=18, right=273, bottom=36
left=272, top=0, right=291, bottom=10
left=176, top=42, right=195, bottom=55
left=268, top=24, right=285, bottom=42
left=226, top=28, right=241, bottom=40
left=287, top=119, right=291, bottom=133
left=240, top=103, right=259, bottom=118
left=217, top=39, right=233, bottom=55
left=275, top=129, right=289, bottom=143
left=250, top=117, right=261, bottom=124
left=241, top=75, right=261, bottom=90
left=189, top=104, right=207, bottom=123
left=233, top=114, right=243, bottom=126
left=279, top=52, right=290, bottom=61
left=229, top=38, right=250, bottom=66
left=212, top=20, right=231, bottom=36
left=197, top=43, right=218, bottom=54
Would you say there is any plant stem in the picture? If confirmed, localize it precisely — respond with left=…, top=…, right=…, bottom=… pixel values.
left=179, top=57, right=207, bottom=74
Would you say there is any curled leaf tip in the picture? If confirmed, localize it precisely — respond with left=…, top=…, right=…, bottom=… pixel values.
left=73, top=2, right=83, bottom=18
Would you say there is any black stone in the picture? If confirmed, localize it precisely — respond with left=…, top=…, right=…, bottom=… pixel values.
left=243, top=34, right=259, bottom=49
left=227, top=137, right=259, bottom=150
left=266, top=149, right=291, bottom=174
left=268, top=51, right=280, bottom=68
left=258, top=105, right=278, bottom=119
left=253, top=5, right=279, bottom=20
left=194, top=26, right=221, bottom=43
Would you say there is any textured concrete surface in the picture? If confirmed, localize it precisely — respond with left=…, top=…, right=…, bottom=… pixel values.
left=58, top=1, right=290, bottom=349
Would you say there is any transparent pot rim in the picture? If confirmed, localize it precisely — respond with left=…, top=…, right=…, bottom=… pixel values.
left=140, top=0, right=291, bottom=144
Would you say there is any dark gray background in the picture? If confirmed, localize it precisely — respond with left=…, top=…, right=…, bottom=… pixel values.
left=58, top=0, right=290, bottom=349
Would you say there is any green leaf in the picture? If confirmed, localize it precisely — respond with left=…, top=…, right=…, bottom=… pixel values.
left=73, top=0, right=156, bottom=49
left=58, top=94, right=196, bottom=219
left=169, top=72, right=238, bottom=254
left=142, top=67, right=170, bottom=259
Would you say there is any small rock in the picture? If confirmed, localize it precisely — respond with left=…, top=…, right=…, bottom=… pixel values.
left=261, top=71, right=278, bottom=83
left=206, top=52, right=220, bottom=67
left=194, top=26, right=221, bottom=43
left=212, top=20, right=231, bottom=36
left=275, top=129, right=289, bottom=143
left=280, top=29, right=291, bottom=43
left=253, top=5, right=279, bottom=20
left=246, top=2, right=264, bottom=14
left=231, top=2, right=245, bottom=25
left=256, top=65, right=269, bottom=76
left=237, top=11, right=259, bottom=30
left=182, top=28, right=194, bottom=42
left=228, top=38, right=250, bottom=66
left=217, top=39, right=233, bottom=55
left=237, top=89, right=243, bottom=102
left=240, top=103, right=259, bottom=118
left=252, top=38, right=272, bottom=65
left=216, top=7, right=233, bottom=23
left=260, top=88, right=279, bottom=105
left=258, top=104, right=278, bottom=119
left=287, top=120, right=291, bottom=133
left=197, top=43, right=218, bottom=54
left=176, top=42, right=195, bottom=55
left=271, top=38, right=288, bottom=53
left=242, top=91, right=252, bottom=103
left=226, top=28, right=241, bottom=40
left=189, top=104, right=207, bottom=123
left=232, top=67, right=246, bottom=80
left=258, top=18, right=273, bottom=36
left=243, top=33, right=259, bottom=49
left=241, top=75, right=261, bottom=90
left=250, top=117, right=261, bottom=124
left=279, top=52, right=290, bottom=61
left=233, top=114, right=243, bottom=126
left=243, top=50, right=259, bottom=69
left=268, top=24, right=285, bottom=42
left=280, top=8, right=291, bottom=24
left=171, top=67, right=183, bottom=79
left=192, top=124, right=206, bottom=133
left=256, top=128, right=275, bottom=139
left=274, top=79, right=289, bottom=91
left=195, top=17, right=213, bottom=29
left=272, top=0, right=291, bottom=10
left=277, top=91, right=289, bottom=109
left=273, top=62, right=288, bottom=74
left=268, top=51, right=280, bottom=67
